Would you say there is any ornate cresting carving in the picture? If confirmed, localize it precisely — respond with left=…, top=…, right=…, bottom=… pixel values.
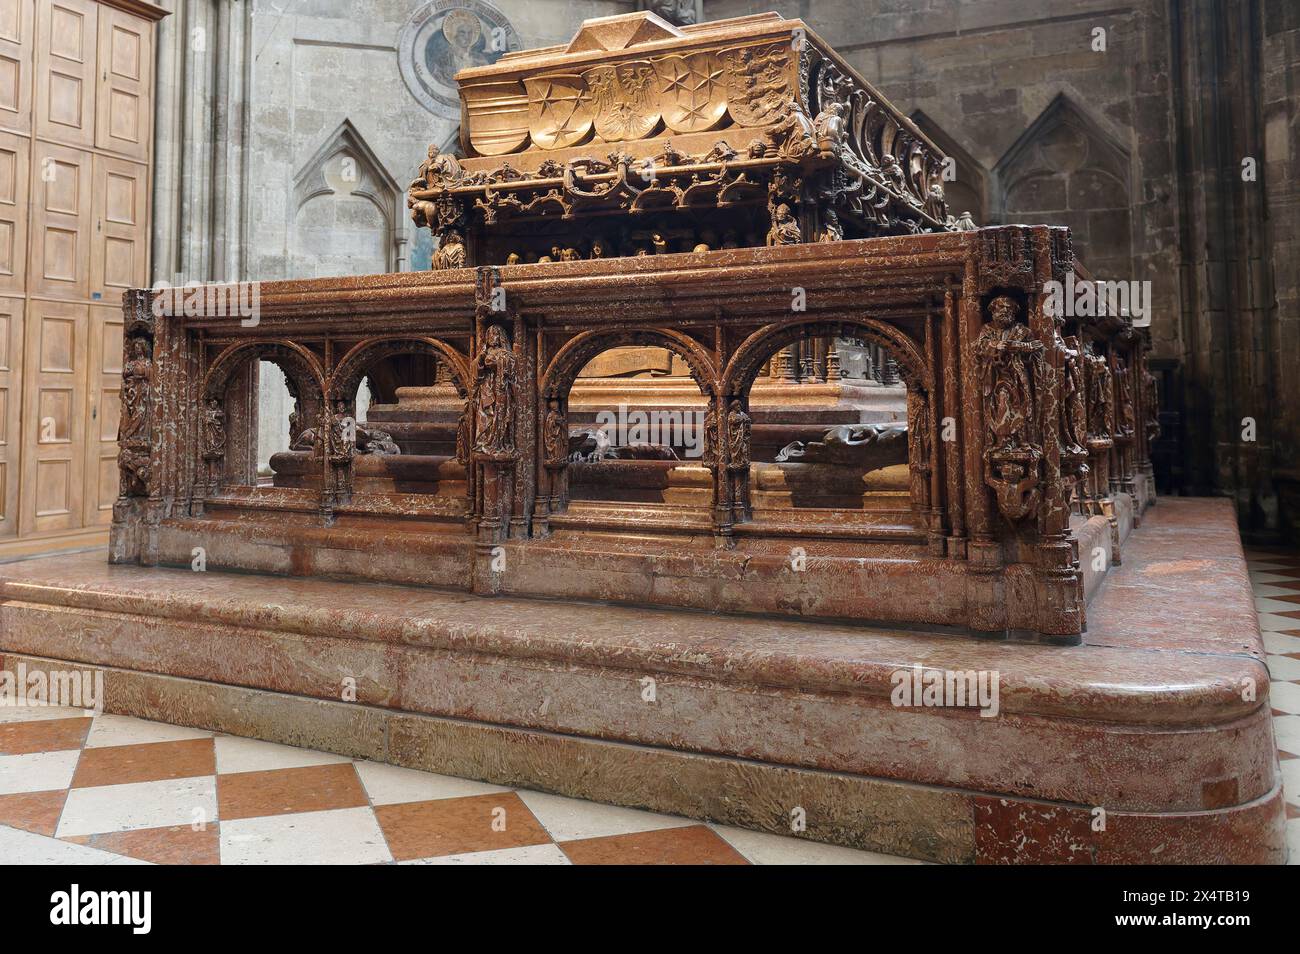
left=978, top=295, right=1046, bottom=522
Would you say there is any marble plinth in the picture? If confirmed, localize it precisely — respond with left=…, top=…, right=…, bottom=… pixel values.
left=0, top=498, right=1285, bottom=863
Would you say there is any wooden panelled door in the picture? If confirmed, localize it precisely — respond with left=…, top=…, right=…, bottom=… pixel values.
left=20, top=297, right=85, bottom=535
left=0, top=0, right=162, bottom=555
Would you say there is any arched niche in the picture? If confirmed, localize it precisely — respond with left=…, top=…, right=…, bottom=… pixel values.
left=994, top=95, right=1133, bottom=278
left=291, top=119, right=406, bottom=276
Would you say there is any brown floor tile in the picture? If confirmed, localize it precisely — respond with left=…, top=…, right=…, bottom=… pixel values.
left=1265, top=594, right=1300, bottom=605
left=1275, top=610, right=1300, bottom=621
left=375, top=792, right=551, bottom=861
left=1287, top=804, right=1300, bottom=821
left=0, top=717, right=92, bottom=755
left=560, top=825, right=749, bottom=865
left=217, top=762, right=367, bottom=821
left=64, top=824, right=221, bottom=865
left=0, top=790, right=68, bottom=836
left=71, top=738, right=216, bottom=789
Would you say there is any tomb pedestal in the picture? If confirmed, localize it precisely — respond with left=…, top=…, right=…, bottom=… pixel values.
left=2, top=498, right=1284, bottom=864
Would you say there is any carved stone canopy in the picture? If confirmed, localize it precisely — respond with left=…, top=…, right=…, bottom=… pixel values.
left=408, top=12, right=952, bottom=266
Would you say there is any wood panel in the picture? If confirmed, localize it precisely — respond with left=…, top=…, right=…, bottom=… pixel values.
left=89, top=152, right=144, bottom=301
left=82, top=299, right=116, bottom=523
left=34, top=0, right=96, bottom=148
left=0, top=295, right=22, bottom=537
left=0, top=0, right=33, bottom=135
left=0, top=129, right=28, bottom=293
left=19, top=295, right=85, bottom=534
left=27, top=138, right=89, bottom=298
left=94, top=3, right=148, bottom=159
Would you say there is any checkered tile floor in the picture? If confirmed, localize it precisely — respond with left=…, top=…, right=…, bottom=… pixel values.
left=2, top=546, right=1298, bottom=864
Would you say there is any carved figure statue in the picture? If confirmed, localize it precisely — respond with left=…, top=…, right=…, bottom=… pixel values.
left=473, top=325, right=518, bottom=456
left=813, top=101, right=848, bottom=157
left=767, top=203, right=802, bottom=246
left=544, top=407, right=568, bottom=466
left=432, top=231, right=466, bottom=270
left=703, top=402, right=719, bottom=467
left=201, top=397, right=226, bottom=460
left=1114, top=355, right=1135, bottom=438
left=1060, top=335, right=1088, bottom=460
left=119, top=337, right=152, bottom=444
left=977, top=296, right=1042, bottom=452
left=1144, top=369, right=1160, bottom=442
left=727, top=400, right=751, bottom=469
left=978, top=296, right=1045, bottom=522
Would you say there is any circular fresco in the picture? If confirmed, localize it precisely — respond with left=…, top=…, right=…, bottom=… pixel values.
left=398, top=0, right=522, bottom=118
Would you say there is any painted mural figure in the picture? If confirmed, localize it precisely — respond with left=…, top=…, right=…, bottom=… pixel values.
left=474, top=325, right=517, bottom=455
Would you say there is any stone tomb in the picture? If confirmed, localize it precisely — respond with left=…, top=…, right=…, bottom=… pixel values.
left=0, top=13, right=1284, bottom=862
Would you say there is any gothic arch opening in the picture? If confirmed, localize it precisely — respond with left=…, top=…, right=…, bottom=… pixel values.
left=724, top=319, right=929, bottom=531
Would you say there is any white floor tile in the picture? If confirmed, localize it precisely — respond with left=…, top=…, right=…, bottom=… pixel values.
left=220, top=807, right=391, bottom=865
left=1257, top=597, right=1300, bottom=614
left=1252, top=583, right=1297, bottom=598
left=0, top=705, right=94, bottom=724
left=516, top=789, right=693, bottom=842
left=56, top=776, right=217, bottom=837
left=1270, top=680, right=1300, bottom=716
left=214, top=736, right=350, bottom=775
left=1287, top=819, right=1300, bottom=866
left=1273, top=715, right=1300, bottom=754
left=1280, top=758, right=1300, bottom=806
left=0, top=824, right=150, bottom=865
left=1259, top=613, right=1300, bottom=634
left=84, top=714, right=213, bottom=749
left=352, top=759, right=506, bottom=806
left=400, top=843, right=571, bottom=865
left=1266, top=655, right=1300, bottom=681
left=710, top=823, right=926, bottom=864
left=0, top=750, right=80, bottom=795
left=1264, top=631, right=1300, bottom=655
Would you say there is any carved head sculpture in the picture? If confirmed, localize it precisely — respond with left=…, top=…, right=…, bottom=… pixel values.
left=444, top=230, right=464, bottom=247
left=505, top=252, right=520, bottom=266
left=988, top=295, right=1019, bottom=328
left=485, top=324, right=508, bottom=349
left=590, top=237, right=606, bottom=258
